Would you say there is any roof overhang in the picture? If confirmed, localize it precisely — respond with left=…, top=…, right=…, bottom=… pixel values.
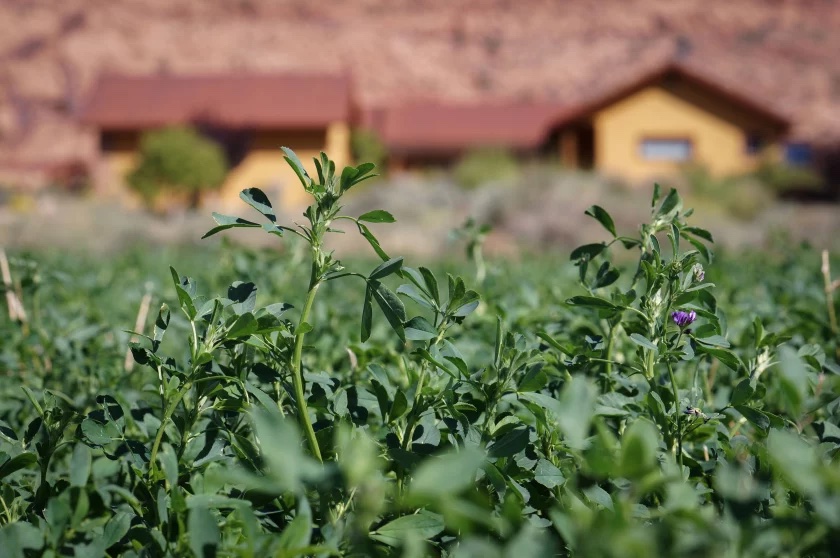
left=547, top=61, right=791, bottom=134
left=79, top=72, right=352, bottom=130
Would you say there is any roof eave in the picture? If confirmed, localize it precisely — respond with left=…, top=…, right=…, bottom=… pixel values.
left=548, top=61, right=791, bottom=133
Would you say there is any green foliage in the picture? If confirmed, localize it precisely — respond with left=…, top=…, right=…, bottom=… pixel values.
left=1, top=152, right=839, bottom=557
left=752, top=158, right=825, bottom=194
left=681, top=163, right=773, bottom=220
left=350, top=128, right=388, bottom=172
left=453, top=146, right=520, bottom=189
left=451, top=217, right=492, bottom=283
left=128, top=126, right=228, bottom=207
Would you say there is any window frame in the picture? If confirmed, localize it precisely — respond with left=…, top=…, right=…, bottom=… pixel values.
left=745, top=133, right=766, bottom=156
left=638, top=137, right=694, bottom=162
left=784, top=142, right=813, bottom=167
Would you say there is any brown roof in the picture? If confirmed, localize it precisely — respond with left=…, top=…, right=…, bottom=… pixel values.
left=78, top=72, right=352, bottom=129
left=548, top=61, right=791, bottom=133
left=3, top=0, right=840, bottom=175
left=369, top=60, right=791, bottom=156
left=369, top=102, right=566, bottom=155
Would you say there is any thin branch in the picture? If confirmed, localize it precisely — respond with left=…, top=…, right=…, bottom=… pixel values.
left=822, top=250, right=838, bottom=335
left=125, top=288, right=153, bottom=373
left=0, top=248, right=26, bottom=323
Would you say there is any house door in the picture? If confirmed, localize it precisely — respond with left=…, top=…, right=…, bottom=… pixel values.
left=198, top=125, right=252, bottom=168
left=577, top=124, right=594, bottom=170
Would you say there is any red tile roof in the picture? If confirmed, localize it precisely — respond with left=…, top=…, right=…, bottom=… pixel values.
left=369, top=60, right=790, bottom=156
left=548, top=61, right=791, bottom=132
left=368, top=102, right=566, bottom=155
left=78, top=72, right=351, bottom=129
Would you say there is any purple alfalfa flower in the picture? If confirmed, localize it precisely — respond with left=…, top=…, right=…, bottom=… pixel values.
left=672, top=309, right=697, bottom=328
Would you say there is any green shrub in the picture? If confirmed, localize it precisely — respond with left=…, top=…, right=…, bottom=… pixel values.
left=681, top=163, right=773, bottom=220
left=752, top=158, right=824, bottom=194
left=453, top=146, right=520, bottom=189
left=351, top=128, right=388, bottom=171
left=128, top=126, right=227, bottom=208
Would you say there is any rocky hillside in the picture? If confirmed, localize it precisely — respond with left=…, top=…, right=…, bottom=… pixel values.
left=2, top=0, right=840, bottom=185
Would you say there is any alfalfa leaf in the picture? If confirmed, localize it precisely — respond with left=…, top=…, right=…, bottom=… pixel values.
left=585, top=205, right=617, bottom=237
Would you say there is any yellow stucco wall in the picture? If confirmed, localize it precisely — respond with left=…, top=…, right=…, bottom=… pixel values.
left=217, top=123, right=351, bottom=210
left=592, top=85, right=773, bottom=182
left=326, top=121, right=351, bottom=171
left=100, top=131, right=143, bottom=205
left=100, top=123, right=351, bottom=211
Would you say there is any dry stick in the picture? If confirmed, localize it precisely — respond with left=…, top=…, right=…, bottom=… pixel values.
left=823, top=250, right=840, bottom=361
left=124, top=290, right=153, bottom=373
left=0, top=248, right=26, bottom=323
left=822, top=250, right=838, bottom=335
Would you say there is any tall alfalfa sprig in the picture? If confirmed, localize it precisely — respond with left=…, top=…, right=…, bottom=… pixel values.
left=202, top=148, right=392, bottom=461
left=564, top=185, right=727, bottom=467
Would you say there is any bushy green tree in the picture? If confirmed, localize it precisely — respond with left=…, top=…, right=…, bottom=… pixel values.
left=128, top=126, right=227, bottom=208
left=351, top=127, right=388, bottom=171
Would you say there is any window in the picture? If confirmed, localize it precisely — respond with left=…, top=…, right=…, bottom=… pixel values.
left=745, top=134, right=765, bottom=155
left=639, top=138, right=692, bottom=161
left=784, top=142, right=813, bottom=166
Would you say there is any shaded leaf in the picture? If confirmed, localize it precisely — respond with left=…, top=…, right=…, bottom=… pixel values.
left=629, top=333, right=657, bottom=352
left=565, top=296, right=618, bottom=311
left=409, top=447, right=485, bottom=498
left=585, top=205, right=617, bottom=237
left=534, top=459, right=565, bottom=489
left=730, top=379, right=754, bottom=407
left=369, top=257, right=403, bottom=281
left=359, top=210, right=396, bottom=223
left=488, top=427, right=530, bottom=458
left=188, top=506, right=220, bottom=558
left=361, top=287, right=373, bottom=342
left=370, top=510, right=444, bottom=547
left=405, top=316, right=437, bottom=341
left=371, top=282, right=406, bottom=342
left=202, top=213, right=261, bottom=239
left=0, top=452, right=36, bottom=480
left=570, top=243, right=607, bottom=261
left=239, top=188, right=276, bottom=223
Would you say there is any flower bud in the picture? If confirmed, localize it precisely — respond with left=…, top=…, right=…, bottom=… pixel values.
left=691, top=263, right=705, bottom=282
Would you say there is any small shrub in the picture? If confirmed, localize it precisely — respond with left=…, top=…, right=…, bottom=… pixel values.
left=351, top=128, right=388, bottom=171
left=453, top=146, right=520, bottom=189
left=681, top=163, right=773, bottom=220
left=128, top=126, right=227, bottom=209
left=752, top=158, right=824, bottom=195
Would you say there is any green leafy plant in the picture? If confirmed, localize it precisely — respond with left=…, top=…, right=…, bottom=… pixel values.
left=202, top=148, right=389, bottom=461
left=452, top=217, right=492, bottom=283
left=681, top=163, right=773, bottom=220
left=453, top=146, right=520, bottom=189
left=128, top=126, right=227, bottom=209
left=350, top=128, right=388, bottom=173
left=0, top=149, right=838, bottom=557
left=752, top=158, right=824, bottom=195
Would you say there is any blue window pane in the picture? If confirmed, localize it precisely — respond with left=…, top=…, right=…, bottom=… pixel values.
left=640, top=139, right=692, bottom=161
left=785, top=143, right=812, bottom=166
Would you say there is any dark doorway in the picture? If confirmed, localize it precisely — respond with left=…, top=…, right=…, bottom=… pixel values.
left=577, top=124, right=595, bottom=170
left=196, top=124, right=252, bottom=168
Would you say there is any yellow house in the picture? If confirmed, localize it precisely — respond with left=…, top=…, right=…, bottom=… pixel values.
left=79, top=72, right=352, bottom=209
left=364, top=62, right=789, bottom=183
left=550, top=63, right=790, bottom=181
